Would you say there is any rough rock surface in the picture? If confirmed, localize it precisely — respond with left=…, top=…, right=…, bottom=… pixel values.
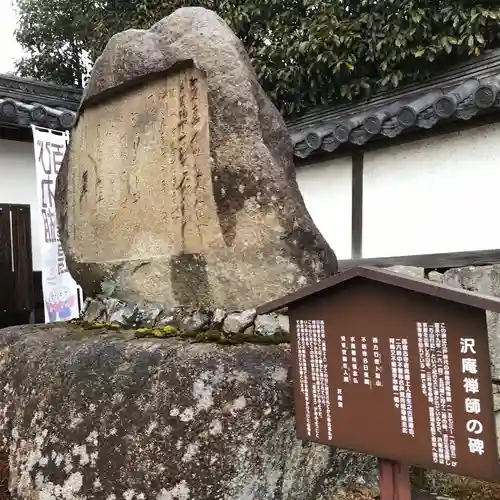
left=0, top=324, right=377, bottom=500
left=255, top=314, right=289, bottom=337
left=425, top=265, right=500, bottom=381
left=388, top=266, right=425, bottom=279
left=222, top=310, right=257, bottom=335
left=56, top=7, right=337, bottom=311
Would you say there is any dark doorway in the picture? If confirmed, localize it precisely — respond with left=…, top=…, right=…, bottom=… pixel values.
left=0, top=204, right=35, bottom=328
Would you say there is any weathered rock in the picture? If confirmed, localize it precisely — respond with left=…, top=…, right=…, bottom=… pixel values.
left=137, top=301, right=164, bottom=327
left=439, top=265, right=500, bottom=380
left=427, top=271, right=444, bottom=284
left=388, top=266, right=425, bottom=279
left=243, top=325, right=256, bottom=337
left=81, top=298, right=105, bottom=322
left=180, top=310, right=211, bottom=333
left=278, top=314, right=290, bottom=334
left=109, top=302, right=139, bottom=327
left=212, top=308, right=227, bottom=328
left=255, top=314, right=285, bottom=336
left=223, top=309, right=257, bottom=335
left=55, top=7, right=337, bottom=311
left=156, top=308, right=183, bottom=327
left=0, top=324, right=377, bottom=500
left=104, top=298, right=124, bottom=321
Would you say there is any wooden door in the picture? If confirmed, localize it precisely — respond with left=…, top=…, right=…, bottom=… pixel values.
left=0, top=204, right=34, bottom=323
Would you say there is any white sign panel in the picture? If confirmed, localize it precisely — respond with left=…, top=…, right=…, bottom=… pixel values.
left=32, top=126, right=81, bottom=322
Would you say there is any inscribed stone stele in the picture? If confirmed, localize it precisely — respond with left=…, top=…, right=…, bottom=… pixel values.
left=56, top=7, right=338, bottom=309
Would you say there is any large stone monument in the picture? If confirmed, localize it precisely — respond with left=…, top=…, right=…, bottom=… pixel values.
left=56, top=7, right=337, bottom=310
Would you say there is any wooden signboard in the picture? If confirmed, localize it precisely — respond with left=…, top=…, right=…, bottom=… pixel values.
left=258, top=266, right=500, bottom=499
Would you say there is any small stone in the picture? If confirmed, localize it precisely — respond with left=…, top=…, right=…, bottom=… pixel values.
left=109, top=303, right=139, bottom=327
left=104, top=298, right=125, bottom=322
left=388, top=266, right=425, bottom=279
left=254, top=314, right=281, bottom=336
left=242, top=325, right=255, bottom=336
left=156, top=308, right=183, bottom=327
left=212, top=308, right=227, bottom=327
left=428, top=271, right=444, bottom=284
left=138, top=302, right=164, bottom=327
left=277, top=314, right=289, bottom=334
left=82, top=298, right=106, bottom=322
left=222, top=309, right=257, bottom=335
left=180, top=310, right=211, bottom=333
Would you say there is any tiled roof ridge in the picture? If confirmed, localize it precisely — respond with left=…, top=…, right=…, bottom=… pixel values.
left=0, top=73, right=82, bottom=131
left=288, top=48, right=500, bottom=159
left=3, top=49, right=500, bottom=139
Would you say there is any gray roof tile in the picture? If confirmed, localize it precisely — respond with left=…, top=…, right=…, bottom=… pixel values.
left=0, top=74, right=81, bottom=131
left=287, top=49, right=500, bottom=159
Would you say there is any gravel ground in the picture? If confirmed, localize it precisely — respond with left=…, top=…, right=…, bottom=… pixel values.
left=1, top=452, right=499, bottom=500
left=0, top=450, right=10, bottom=500
left=332, top=481, right=500, bottom=500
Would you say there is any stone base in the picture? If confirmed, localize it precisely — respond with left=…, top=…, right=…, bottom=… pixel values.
left=0, top=323, right=378, bottom=500
left=81, top=296, right=290, bottom=343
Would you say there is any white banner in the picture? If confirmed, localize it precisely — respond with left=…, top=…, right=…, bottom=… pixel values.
left=32, top=126, right=81, bottom=323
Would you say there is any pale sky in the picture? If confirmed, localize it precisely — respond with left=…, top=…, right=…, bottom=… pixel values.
left=0, top=0, right=25, bottom=73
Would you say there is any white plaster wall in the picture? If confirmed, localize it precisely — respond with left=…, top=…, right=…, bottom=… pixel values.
left=363, top=122, right=500, bottom=258
left=296, top=157, right=352, bottom=260
left=0, top=138, right=41, bottom=271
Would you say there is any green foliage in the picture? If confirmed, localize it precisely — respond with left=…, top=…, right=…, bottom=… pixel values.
left=14, top=0, right=92, bottom=86
left=13, top=0, right=500, bottom=115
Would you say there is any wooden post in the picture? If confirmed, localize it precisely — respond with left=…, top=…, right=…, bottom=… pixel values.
left=379, top=459, right=411, bottom=500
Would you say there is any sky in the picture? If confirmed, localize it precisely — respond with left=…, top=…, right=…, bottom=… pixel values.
left=0, top=0, right=25, bottom=73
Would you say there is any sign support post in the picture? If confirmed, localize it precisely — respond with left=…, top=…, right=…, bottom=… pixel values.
left=379, top=459, right=411, bottom=500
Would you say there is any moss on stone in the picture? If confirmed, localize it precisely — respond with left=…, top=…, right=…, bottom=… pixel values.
left=71, top=320, right=289, bottom=345
left=151, top=325, right=179, bottom=338
left=80, top=321, right=109, bottom=330
left=195, top=329, right=223, bottom=342
left=234, top=332, right=291, bottom=345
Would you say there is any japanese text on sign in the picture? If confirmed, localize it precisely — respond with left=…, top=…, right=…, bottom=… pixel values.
left=340, top=336, right=383, bottom=388
left=460, top=337, right=485, bottom=456
left=288, top=283, right=500, bottom=485
left=37, top=139, right=65, bottom=244
left=390, top=338, right=414, bottom=436
left=296, top=320, right=332, bottom=440
left=417, top=322, right=457, bottom=467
